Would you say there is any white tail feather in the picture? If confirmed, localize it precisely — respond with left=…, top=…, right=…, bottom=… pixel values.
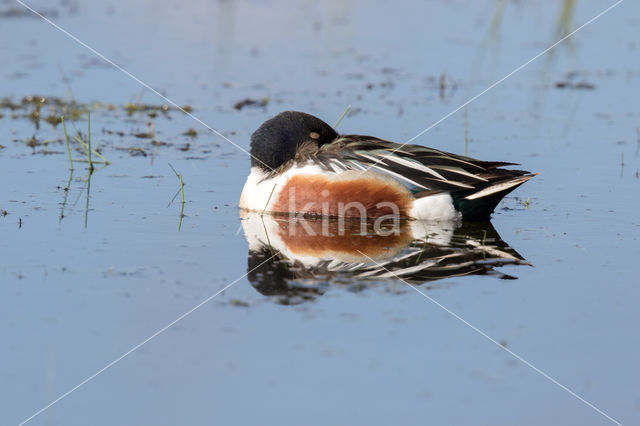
left=464, top=176, right=533, bottom=200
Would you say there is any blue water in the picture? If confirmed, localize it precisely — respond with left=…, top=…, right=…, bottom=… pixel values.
left=1, top=0, right=639, bottom=425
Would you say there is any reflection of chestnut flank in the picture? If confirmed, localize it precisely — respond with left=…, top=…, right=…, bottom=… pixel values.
left=275, top=218, right=412, bottom=259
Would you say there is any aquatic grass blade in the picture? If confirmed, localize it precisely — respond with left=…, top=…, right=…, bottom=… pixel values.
left=61, top=116, right=74, bottom=170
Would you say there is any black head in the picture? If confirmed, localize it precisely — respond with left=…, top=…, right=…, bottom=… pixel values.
left=250, top=111, right=338, bottom=171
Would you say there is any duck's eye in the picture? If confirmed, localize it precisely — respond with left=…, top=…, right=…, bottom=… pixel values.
left=309, top=132, right=320, bottom=140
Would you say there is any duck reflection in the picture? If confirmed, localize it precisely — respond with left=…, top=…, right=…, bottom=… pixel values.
left=241, top=213, right=530, bottom=305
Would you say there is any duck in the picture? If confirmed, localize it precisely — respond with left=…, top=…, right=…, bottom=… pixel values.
left=239, top=111, right=535, bottom=221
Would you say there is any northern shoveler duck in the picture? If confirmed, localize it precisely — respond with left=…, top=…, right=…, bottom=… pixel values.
left=239, top=111, right=535, bottom=221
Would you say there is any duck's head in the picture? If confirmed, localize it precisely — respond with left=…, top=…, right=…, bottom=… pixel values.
left=250, top=111, right=338, bottom=171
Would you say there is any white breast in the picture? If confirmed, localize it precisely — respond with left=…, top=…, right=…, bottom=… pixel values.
left=239, top=165, right=326, bottom=211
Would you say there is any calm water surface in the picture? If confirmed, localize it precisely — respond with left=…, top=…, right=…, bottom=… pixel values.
left=1, top=1, right=639, bottom=425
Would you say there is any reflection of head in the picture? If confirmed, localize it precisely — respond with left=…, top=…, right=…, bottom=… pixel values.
left=247, top=246, right=327, bottom=305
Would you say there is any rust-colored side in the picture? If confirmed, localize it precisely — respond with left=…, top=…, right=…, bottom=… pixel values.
left=271, top=174, right=412, bottom=218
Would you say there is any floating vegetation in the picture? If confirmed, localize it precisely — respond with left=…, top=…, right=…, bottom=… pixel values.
left=133, top=132, right=154, bottom=139
left=151, top=140, right=171, bottom=147
left=514, top=196, right=532, bottom=210
left=555, top=71, right=595, bottom=90
left=44, top=114, right=61, bottom=127
left=104, top=129, right=125, bottom=137
left=233, top=97, right=269, bottom=110
left=438, top=73, right=458, bottom=101
left=124, top=102, right=170, bottom=116
left=3, top=95, right=216, bottom=158
left=2, top=95, right=69, bottom=109
left=183, top=128, right=197, bottom=137
left=0, top=96, right=183, bottom=121
left=2, top=96, right=87, bottom=130
left=24, top=135, right=38, bottom=148
left=230, top=299, right=250, bottom=308
left=0, top=97, right=189, bottom=118
left=124, top=102, right=193, bottom=116
left=0, top=5, right=59, bottom=19
left=128, top=147, right=147, bottom=157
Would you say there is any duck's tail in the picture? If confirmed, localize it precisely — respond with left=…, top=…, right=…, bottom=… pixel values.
left=452, top=172, right=536, bottom=221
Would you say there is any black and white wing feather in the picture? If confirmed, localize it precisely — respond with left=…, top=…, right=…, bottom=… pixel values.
left=302, top=135, right=529, bottom=193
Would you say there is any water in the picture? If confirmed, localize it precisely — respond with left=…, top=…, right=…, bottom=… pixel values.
left=1, top=0, right=639, bottom=425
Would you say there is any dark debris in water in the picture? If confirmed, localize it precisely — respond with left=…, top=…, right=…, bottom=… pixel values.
left=124, top=102, right=170, bottom=116
left=233, top=97, right=269, bottom=110
left=104, top=129, right=125, bottom=137
left=230, top=299, right=250, bottom=308
left=0, top=96, right=189, bottom=120
left=555, top=71, right=596, bottom=90
left=555, top=81, right=595, bottom=90
left=44, top=114, right=61, bottom=127
left=133, top=132, right=154, bottom=139
left=183, top=128, right=197, bottom=137
left=2, top=95, right=77, bottom=110
left=128, top=147, right=147, bottom=157
left=0, top=6, right=58, bottom=19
